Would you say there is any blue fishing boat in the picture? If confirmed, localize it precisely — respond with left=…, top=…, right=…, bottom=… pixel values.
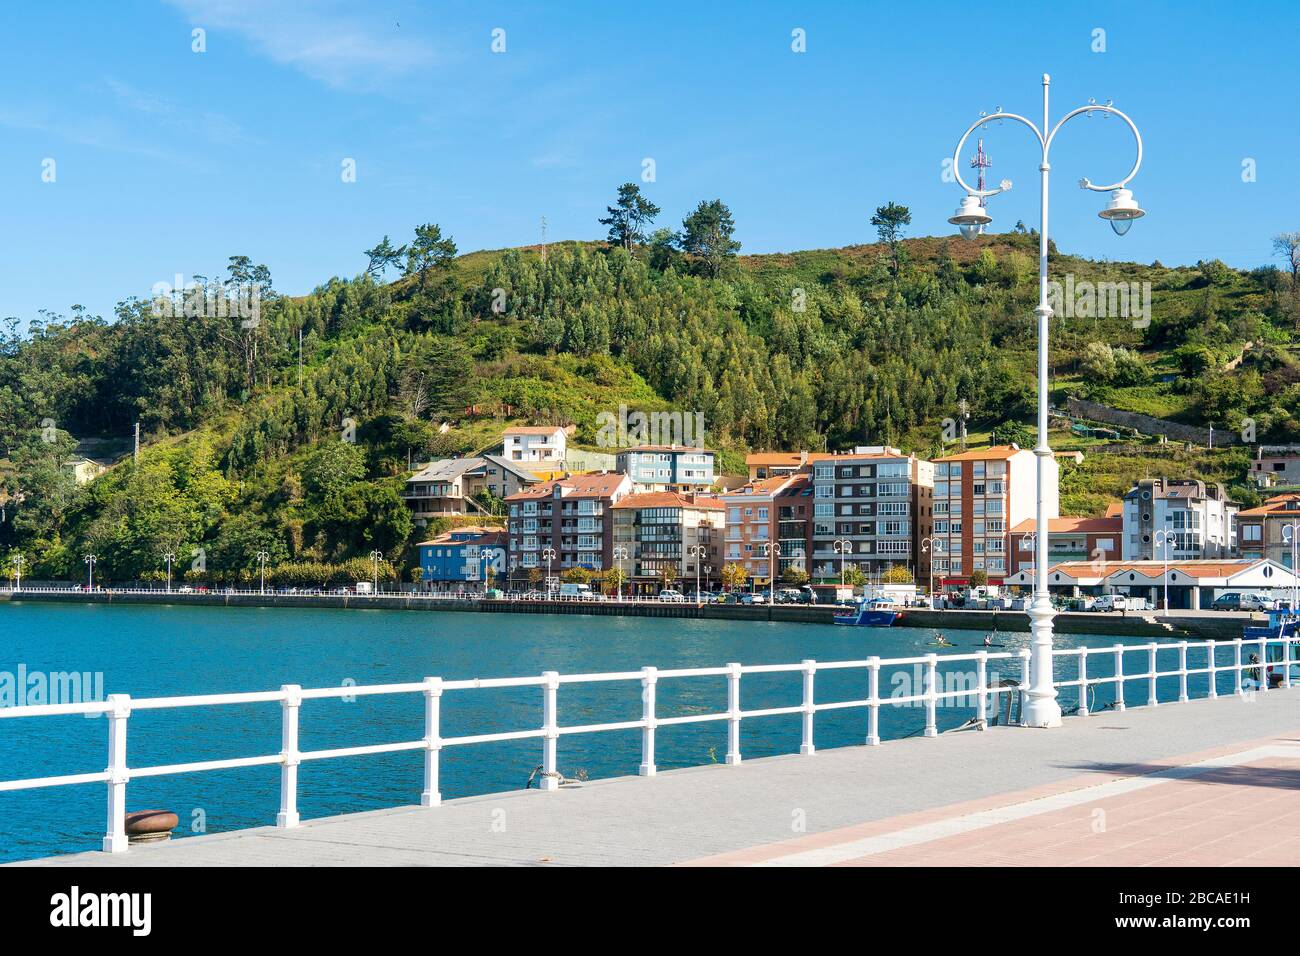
left=1241, top=610, right=1299, bottom=688
left=834, top=597, right=901, bottom=627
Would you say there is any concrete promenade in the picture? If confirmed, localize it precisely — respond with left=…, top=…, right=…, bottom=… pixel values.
left=14, top=689, right=1298, bottom=867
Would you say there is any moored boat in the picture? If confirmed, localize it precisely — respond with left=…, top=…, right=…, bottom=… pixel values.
left=833, top=597, right=902, bottom=627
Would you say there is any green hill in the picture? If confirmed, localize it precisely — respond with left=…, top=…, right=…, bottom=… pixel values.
left=1, top=228, right=1297, bottom=585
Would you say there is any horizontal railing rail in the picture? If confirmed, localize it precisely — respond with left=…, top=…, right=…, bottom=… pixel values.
left=0, top=637, right=1293, bottom=855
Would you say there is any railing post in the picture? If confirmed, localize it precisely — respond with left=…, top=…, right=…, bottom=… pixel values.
left=975, top=651, right=988, bottom=725
left=1177, top=641, right=1189, bottom=703
left=1284, top=637, right=1294, bottom=690
left=725, top=662, right=742, bottom=765
left=540, top=671, right=560, bottom=790
left=1147, top=644, right=1158, bottom=707
left=1017, top=648, right=1031, bottom=726
left=1077, top=648, right=1089, bottom=717
left=102, top=694, right=130, bottom=853
left=800, top=660, right=816, bottom=755
left=1207, top=641, right=1218, bottom=699
left=1112, top=644, right=1126, bottom=711
left=639, top=666, right=657, bottom=776
left=276, top=684, right=302, bottom=827
left=924, top=653, right=938, bottom=737
left=866, top=657, right=881, bottom=746
left=421, top=677, right=443, bottom=806
left=1234, top=639, right=1244, bottom=696
left=1258, top=636, right=1269, bottom=693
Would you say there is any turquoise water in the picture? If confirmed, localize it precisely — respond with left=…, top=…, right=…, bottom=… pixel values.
left=0, top=602, right=1246, bottom=862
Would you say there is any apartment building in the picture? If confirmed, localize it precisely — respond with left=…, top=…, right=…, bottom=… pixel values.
left=1250, top=445, right=1300, bottom=488
left=404, top=455, right=538, bottom=522
left=932, top=445, right=1052, bottom=587
left=611, top=491, right=724, bottom=594
left=719, top=474, right=814, bottom=584
left=504, top=472, right=632, bottom=587
left=809, top=447, right=934, bottom=582
left=1236, top=493, right=1300, bottom=568
left=1121, top=478, right=1238, bottom=561
left=502, top=426, right=568, bottom=465
left=1007, top=515, right=1123, bottom=575
left=616, top=445, right=716, bottom=492
left=416, top=527, right=507, bottom=591
left=745, top=452, right=809, bottom=482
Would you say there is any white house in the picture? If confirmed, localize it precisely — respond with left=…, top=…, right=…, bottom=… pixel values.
left=502, top=426, right=567, bottom=465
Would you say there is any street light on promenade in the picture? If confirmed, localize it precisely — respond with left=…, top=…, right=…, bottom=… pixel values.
left=163, top=551, right=176, bottom=593
left=1153, top=529, right=1174, bottom=611
left=947, top=74, right=1145, bottom=728
left=688, top=544, right=705, bottom=601
left=832, top=538, right=853, bottom=588
left=613, top=546, right=630, bottom=602
left=255, top=551, right=270, bottom=594
left=11, top=554, right=23, bottom=592
left=762, top=542, right=781, bottom=606
left=83, top=554, right=97, bottom=591
left=370, top=550, right=384, bottom=594
left=542, top=547, right=557, bottom=599
left=920, top=536, right=943, bottom=605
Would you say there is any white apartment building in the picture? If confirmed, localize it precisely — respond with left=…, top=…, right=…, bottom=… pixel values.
left=1121, top=478, right=1238, bottom=560
left=502, top=426, right=568, bottom=465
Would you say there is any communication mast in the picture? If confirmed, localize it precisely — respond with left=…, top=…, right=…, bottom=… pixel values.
left=970, top=139, right=992, bottom=234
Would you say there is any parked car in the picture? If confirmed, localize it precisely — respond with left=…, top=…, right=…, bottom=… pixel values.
left=1211, top=592, right=1273, bottom=612
left=658, top=589, right=686, bottom=603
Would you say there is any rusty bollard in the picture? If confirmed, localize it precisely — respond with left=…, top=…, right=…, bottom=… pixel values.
left=124, top=810, right=179, bottom=845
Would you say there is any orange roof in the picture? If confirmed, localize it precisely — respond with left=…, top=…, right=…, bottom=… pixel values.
left=720, top=475, right=800, bottom=498
left=746, top=452, right=805, bottom=467
left=1104, top=501, right=1124, bottom=518
left=1238, top=493, right=1300, bottom=517
left=1010, top=516, right=1122, bottom=534
left=505, top=472, right=628, bottom=501
left=934, top=444, right=1025, bottom=462
left=503, top=426, right=565, bottom=436
left=1025, top=559, right=1266, bottom=580
left=612, top=491, right=725, bottom=510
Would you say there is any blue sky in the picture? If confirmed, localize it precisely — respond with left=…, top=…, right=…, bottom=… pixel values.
left=3, top=0, right=1297, bottom=325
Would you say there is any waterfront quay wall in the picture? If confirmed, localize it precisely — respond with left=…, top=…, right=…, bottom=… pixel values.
left=0, top=590, right=1247, bottom=640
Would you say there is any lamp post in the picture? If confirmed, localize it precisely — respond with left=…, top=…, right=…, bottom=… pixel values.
left=613, top=545, right=630, bottom=602
left=946, top=74, right=1144, bottom=729
left=920, top=536, right=943, bottom=605
left=833, top=538, right=853, bottom=588
left=1153, top=529, right=1174, bottom=611
left=762, top=542, right=781, bottom=605
left=83, top=553, right=97, bottom=591
left=1282, top=523, right=1300, bottom=615
left=255, top=551, right=270, bottom=594
left=11, top=553, right=23, bottom=592
left=370, top=549, right=384, bottom=594
left=163, top=551, right=176, bottom=593
left=688, top=544, right=705, bottom=601
left=542, top=547, right=556, bottom=599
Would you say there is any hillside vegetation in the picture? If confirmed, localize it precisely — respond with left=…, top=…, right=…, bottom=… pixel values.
left=1, top=211, right=1297, bottom=584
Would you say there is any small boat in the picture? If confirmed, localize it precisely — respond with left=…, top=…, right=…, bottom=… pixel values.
left=834, top=597, right=901, bottom=627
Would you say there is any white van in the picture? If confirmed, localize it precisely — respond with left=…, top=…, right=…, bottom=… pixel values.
left=558, top=582, right=593, bottom=599
left=1092, top=593, right=1128, bottom=612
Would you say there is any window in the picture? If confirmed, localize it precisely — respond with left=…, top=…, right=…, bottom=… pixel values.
left=1242, top=525, right=1262, bottom=542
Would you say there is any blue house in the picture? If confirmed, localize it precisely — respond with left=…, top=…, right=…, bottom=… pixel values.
left=417, top=527, right=507, bottom=590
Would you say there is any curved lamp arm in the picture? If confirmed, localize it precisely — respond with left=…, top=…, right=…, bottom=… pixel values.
left=1046, top=104, right=1143, bottom=192
left=949, top=112, right=1043, bottom=198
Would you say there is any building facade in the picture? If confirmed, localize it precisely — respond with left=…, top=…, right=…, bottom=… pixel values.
left=1121, top=478, right=1238, bottom=561
left=1236, top=493, right=1300, bottom=569
left=417, top=527, right=507, bottom=591
left=1007, top=515, right=1123, bottom=575
left=1250, top=445, right=1300, bottom=489
left=502, top=426, right=568, bottom=465
left=611, top=492, right=724, bottom=594
left=504, top=472, right=632, bottom=587
left=616, top=445, right=715, bottom=492
left=809, top=447, right=934, bottom=583
left=932, top=445, right=1052, bottom=587
left=745, top=452, right=809, bottom=481
left=719, top=474, right=813, bottom=586
left=404, top=455, right=538, bottom=522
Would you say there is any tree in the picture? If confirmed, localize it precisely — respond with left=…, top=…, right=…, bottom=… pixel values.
left=659, top=565, right=678, bottom=589
left=882, top=565, right=913, bottom=584
left=680, top=199, right=741, bottom=278
left=561, top=567, right=592, bottom=584
left=969, top=568, right=989, bottom=587
left=599, top=183, right=660, bottom=251
left=364, top=236, right=407, bottom=279
left=302, top=441, right=367, bottom=500
left=781, top=566, right=809, bottom=585
left=721, top=562, right=748, bottom=591
left=1080, top=341, right=1117, bottom=382
left=842, top=565, right=867, bottom=590
left=405, top=223, right=458, bottom=293
left=871, top=202, right=912, bottom=277
left=1272, top=232, right=1300, bottom=291
left=602, top=566, right=626, bottom=595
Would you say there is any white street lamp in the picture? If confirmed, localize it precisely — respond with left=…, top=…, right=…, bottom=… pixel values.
left=255, top=551, right=270, bottom=594
left=542, top=547, right=557, bottom=600
left=1282, top=523, right=1299, bottom=616
left=163, top=551, right=176, bottom=593
left=83, top=553, right=97, bottom=591
left=613, top=545, right=630, bottom=602
left=763, top=542, right=781, bottom=605
left=920, top=536, right=944, bottom=605
left=688, top=544, right=705, bottom=603
left=370, top=549, right=385, bottom=594
left=11, top=553, right=24, bottom=592
left=1153, top=529, right=1174, bottom=611
left=833, top=538, right=853, bottom=588
left=948, top=74, right=1144, bottom=729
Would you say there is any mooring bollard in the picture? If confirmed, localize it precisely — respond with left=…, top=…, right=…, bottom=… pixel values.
left=124, top=809, right=178, bottom=844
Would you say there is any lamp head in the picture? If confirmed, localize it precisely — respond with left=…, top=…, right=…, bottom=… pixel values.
left=1099, top=188, right=1144, bottom=236
left=948, top=194, right=992, bottom=240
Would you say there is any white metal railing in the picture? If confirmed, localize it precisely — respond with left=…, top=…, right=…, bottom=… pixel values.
left=0, top=638, right=1293, bottom=856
